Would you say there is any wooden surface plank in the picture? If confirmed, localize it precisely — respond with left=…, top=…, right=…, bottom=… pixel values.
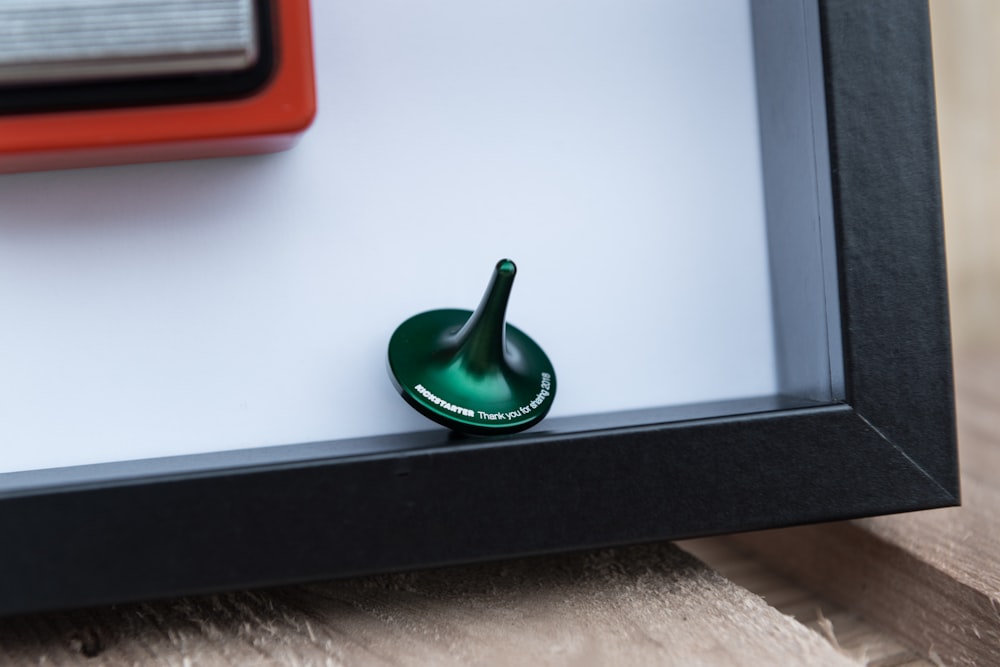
left=730, top=355, right=1000, bottom=667
left=680, top=539, right=932, bottom=667
left=0, top=542, right=860, bottom=667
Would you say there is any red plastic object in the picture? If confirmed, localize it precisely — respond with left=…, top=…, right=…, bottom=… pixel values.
left=0, top=0, right=316, bottom=174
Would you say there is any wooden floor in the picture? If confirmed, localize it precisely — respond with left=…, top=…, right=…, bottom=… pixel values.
left=0, top=542, right=859, bottom=667
left=678, top=539, right=933, bottom=667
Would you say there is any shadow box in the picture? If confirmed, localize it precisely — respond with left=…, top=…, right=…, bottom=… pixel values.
left=0, top=0, right=957, bottom=616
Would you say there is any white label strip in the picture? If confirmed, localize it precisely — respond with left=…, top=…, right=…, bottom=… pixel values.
left=0, top=0, right=257, bottom=84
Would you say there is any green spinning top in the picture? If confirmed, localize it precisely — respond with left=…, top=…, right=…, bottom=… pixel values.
left=387, top=259, right=556, bottom=435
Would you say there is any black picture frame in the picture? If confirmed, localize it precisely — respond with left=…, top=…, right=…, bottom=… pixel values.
left=0, top=0, right=956, bottom=617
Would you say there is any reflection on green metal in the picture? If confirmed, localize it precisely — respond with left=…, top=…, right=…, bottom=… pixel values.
left=387, top=259, right=556, bottom=435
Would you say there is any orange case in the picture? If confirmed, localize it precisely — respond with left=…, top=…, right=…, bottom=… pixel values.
left=0, top=0, right=316, bottom=174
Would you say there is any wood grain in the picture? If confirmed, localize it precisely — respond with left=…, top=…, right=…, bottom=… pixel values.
left=680, top=538, right=932, bottom=667
left=0, top=542, right=860, bottom=667
left=929, top=0, right=1000, bottom=353
left=681, top=538, right=933, bottom=667
left=731, top=355, right=1000, bottom=667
